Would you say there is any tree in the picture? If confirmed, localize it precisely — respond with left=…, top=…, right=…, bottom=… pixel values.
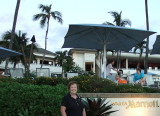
left=0, top=30, right=37, bottom=75
left=133, top=41, right=146, bottom=68
left=104, top=11, right=131, bottom=69
left=54, top=50, right=74, bottom=77
left=0, top=31, right=22, bottom=68
left=5, top=0, right=21, bottom=72
left=33, top=4, right=63, bottom=68
left=103, top=11, right=131, bottom=27
left=144, top=0, right=150, bottom=74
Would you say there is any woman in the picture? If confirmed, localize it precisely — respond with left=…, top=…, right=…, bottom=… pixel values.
left=115, top=69, right=127, bottom=85
left=133, top=68, right=146, bottom=85
left=115, top=71, right=121, bottom=84
left=61, top=81, right=86, bottom=116
left=106, top=60, right=119, bottom=78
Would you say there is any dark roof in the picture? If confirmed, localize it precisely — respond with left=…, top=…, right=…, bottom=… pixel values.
left=34, top=48, right=55, bottom=56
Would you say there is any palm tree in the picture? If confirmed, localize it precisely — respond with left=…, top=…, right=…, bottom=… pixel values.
left=104, top=11, right=131, bottom=69
left=33, top=4, right=63, bottom=68
left=103, top=11, right=131, bottom=27
left=5, top=0, right=21, bottom=71
left=0, top=31, right=37, bottom=75
left=144, top=0, right=150, bottom=74
left=133, top=41, right=146, bottom=68
left=0, top=31, right=22, bottom=68
left=54, top=50, right=74, bottom=77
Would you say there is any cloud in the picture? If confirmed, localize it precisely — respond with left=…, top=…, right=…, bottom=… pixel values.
left=47, top=26, right=68, bottom=52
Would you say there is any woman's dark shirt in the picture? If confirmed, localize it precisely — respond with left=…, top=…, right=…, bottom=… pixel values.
left=61, top=93, right=85, bottom=116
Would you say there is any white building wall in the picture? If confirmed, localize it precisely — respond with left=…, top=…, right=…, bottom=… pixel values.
left=72, top=52, right=96, bottom=72
left=72, top=53, right=84, bottom=70
left=0, top=61, right=62, bottom=74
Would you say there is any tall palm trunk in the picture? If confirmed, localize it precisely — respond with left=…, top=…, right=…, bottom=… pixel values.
left=5, top=0, right=21, bottom=72
left=137, top=52, right=142, bottom=68
left=13, top=61, right=17, bottom=68
left=119, top=50, right=121, bottom=69
left=116, top=51, right=119, bottom=69
left=28, top=43, right=33, bottom=71
left=144, top=0, right=149, bottom=74
left=41, top=18, right=50, bottom=68
left=62, top=62, right=64, bottom=78
left=20, top=45, right=28, bottom=76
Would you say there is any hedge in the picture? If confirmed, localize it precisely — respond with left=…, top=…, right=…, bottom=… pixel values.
left=0, top=82, right=68, bottom=116
left=0, top=75, right=160, bottom=93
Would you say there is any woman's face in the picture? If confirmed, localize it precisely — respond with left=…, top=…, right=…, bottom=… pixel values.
left=137, top=70, right=140, bottom=74
left=70, top=84, right=78, bottom=94
left=112, top=61, right=115, bottom=65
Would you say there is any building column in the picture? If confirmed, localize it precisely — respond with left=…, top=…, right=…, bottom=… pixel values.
left=126, top=58, right=128, bottom=69
left=83, top=54, right=86, bottom=71
left=93, top=61, right=95, bottom=73
left=37, top=58, right=40, bottom=64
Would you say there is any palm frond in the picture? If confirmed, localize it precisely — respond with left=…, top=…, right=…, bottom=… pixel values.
left=33, top=13, right=46, bottom=20
left=33, top=13, right=48, bottom=28
left=121, top=19, right=132, bottom=27
left=2, top=31, right=13, bottom=41
left=115, top=14, right=121, bottom=26
left=51, top=11, right=63, bottom=24
left=133, top=47, right=138, bottom=53
left=0, top=41, right=9, bottom=48
left=108, top=11, right=121, bottom=26
left=103, top=22, right=114, bottom=26
left=108, top=11, right=119, bottom=18
left=39, top=4, right=47, bottom=12
left=106, top=11, right=132, bottom=27
left=40, top=16, right=47, bottom=28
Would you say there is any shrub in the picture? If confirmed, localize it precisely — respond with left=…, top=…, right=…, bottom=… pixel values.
left=54, top=77, right=69, bottom=85
left=0, top=76, right=69, bottom=87
left=0, top=76, right=14, bottom=82
left=82, top=97, right=118, bottom=116
left=69, top=64, right=84, bottom=74
left=143, top=87, right=160, bottom=93
left=1, top=75, right=160, bottom=93
left=0, top=82, right=68, bottom=116
left=69, top=75, right=116, bottom=93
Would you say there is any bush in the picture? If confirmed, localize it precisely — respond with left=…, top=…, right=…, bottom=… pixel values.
left=0, top=76, right=69, bottom=86
left=68, top=75, right=115, bottom=92
left=0, top=82, right=68, bottom=116
left=1, top=75, right=160, bottom=93
left=143, top=87, right=160, bottom=93
left=68, top=75, right=160, bottom=93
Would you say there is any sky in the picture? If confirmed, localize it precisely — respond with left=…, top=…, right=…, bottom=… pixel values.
left=0, top=0, right=160, bottom=53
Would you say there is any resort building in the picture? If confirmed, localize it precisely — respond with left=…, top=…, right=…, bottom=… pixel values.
left=1, top=48, right=160, bottom=76
left=69, top=49, right=160, bottom=75
left=0, top=48, right=62, bottom=75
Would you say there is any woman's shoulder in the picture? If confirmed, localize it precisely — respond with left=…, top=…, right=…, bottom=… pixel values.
left=140, top=73, right=144, bottom=76
left=134, top=73, right=138, bottom=76
left=76, top=94, right=81, bottom=99
left=62, top=93, right=70, bottom=100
